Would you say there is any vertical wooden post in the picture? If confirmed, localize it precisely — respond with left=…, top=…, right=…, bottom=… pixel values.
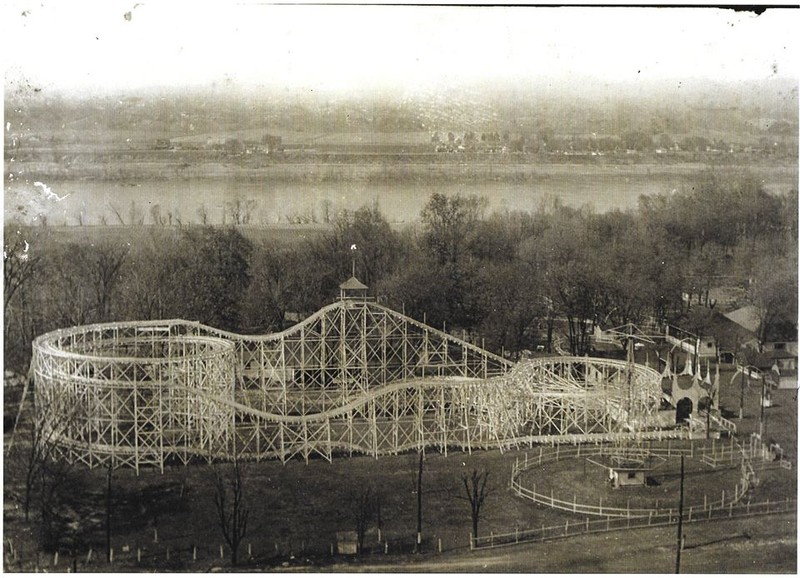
left=675, top=455, right=685, bottom=574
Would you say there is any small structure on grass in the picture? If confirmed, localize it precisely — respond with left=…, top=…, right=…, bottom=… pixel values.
left=336, top=531, right=359, bottom=555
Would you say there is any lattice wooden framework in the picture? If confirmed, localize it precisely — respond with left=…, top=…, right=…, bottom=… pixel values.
left=30, top=297, right=664, bottom=472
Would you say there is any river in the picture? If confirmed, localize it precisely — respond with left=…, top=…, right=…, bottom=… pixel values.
left=5, top=164, right=797, bottom=226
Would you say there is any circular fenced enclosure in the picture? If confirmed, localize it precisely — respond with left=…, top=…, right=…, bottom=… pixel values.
left=30, top=299, right=674, bottom=472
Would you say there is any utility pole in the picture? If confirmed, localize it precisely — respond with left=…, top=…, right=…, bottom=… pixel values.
left=415, top=450, right=423, bottom=553
left=739, top=367, right=746, bottom=420
left=759, top=376, right=766, bottom=440
left=106, top=462, right=113, bottom=563
left=675, top=454, right=685, bottom=574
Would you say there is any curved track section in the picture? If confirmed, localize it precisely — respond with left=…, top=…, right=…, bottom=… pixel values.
left=31, top=300, right=663, bottom=471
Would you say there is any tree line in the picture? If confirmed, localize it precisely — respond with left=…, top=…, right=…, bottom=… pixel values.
left=4, top=170, right=797, bottom=371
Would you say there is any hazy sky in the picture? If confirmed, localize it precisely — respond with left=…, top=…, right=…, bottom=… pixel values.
left=3, top=2, right=798, bottom=96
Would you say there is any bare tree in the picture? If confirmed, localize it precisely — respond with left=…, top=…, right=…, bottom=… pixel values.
left=89, top=243, right=130, bottom=321
left=456, top=468, right=491, bottom=540
left=213, top=461, right=249, bottom=566
left=128, top=200, right=145, bottom=226
left=150, top=203, right=165, bottom=226
left=226, top=198, right=257, bottom=225
left=196, top=203, right=209, bottom=225
left=350, top=486, right=378, bottom=554
left=107, top=202, right=126, bottom=225
left=3, top=230, right=40, bottom=317
left=16, top=396, right=65, bottom=522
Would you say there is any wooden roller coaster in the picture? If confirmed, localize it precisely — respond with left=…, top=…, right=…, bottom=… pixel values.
left=29, top=281, right=666, bottom=473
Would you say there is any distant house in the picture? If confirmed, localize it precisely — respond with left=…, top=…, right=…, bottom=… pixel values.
left=744, top=349, right=798, bottom=390
left=723, top=305, right=762, bottom=335
left=664, top=325, right=717, bottom=359
left=262, top=134, right=283, bottom=154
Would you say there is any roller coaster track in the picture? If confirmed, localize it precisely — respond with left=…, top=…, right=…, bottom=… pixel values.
left=30, top=298, right=667, bottom=472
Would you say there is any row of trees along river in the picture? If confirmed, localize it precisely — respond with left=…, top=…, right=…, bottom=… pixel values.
left=4, top=170, right=797, bottom=371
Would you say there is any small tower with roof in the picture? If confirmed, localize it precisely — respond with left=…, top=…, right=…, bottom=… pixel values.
left=339, top=276, right=368, bottom=301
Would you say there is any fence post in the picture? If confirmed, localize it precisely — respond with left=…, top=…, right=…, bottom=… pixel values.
left=469, top=532, right=473, bottom=551
left=599, top=497, right=603, bottom=515
left=515, top=528, right=519, bottom=544
left=704, top=494, right=707, bottom=510
left=585, top=518, right=589, bottom=532
left=766, top=498, right=770, bottom=513
left=86, top=549, right=93, bottom=565
left=385, top=542, right=389, bottom=555
left=648, top=511, right=652, bottom=526
left=688, top=506, right=692, bottom=522
left=438, top=538, right=442, bottom=554
left=219, top=544, right=224, bottom=560
left=248, top=543, right=252, bottom=559
left=573, top=495, right=577, bottom=513
left=550, top=488, right=554, bottom=506
left=166, top=547, right=170, bottom=562
left=606, top=517, right=610, bottom=531
left=729, top=503, right=733, bottom=517
left=109, top=548, right=113, bottom=564
left=54, top=552, right=59, bottom=566
left=137, top=548, right=141, bottom=563
left=193, top=546, right=197, bottom=561
left=564, top=521, right=569, bottom=536
left=154, top=528, right=158, bottom=543
left=490, top=532, right=494, bottom=548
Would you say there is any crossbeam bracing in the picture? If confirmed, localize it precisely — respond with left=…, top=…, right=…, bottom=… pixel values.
left=31, top=301, right=664, bottom=472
